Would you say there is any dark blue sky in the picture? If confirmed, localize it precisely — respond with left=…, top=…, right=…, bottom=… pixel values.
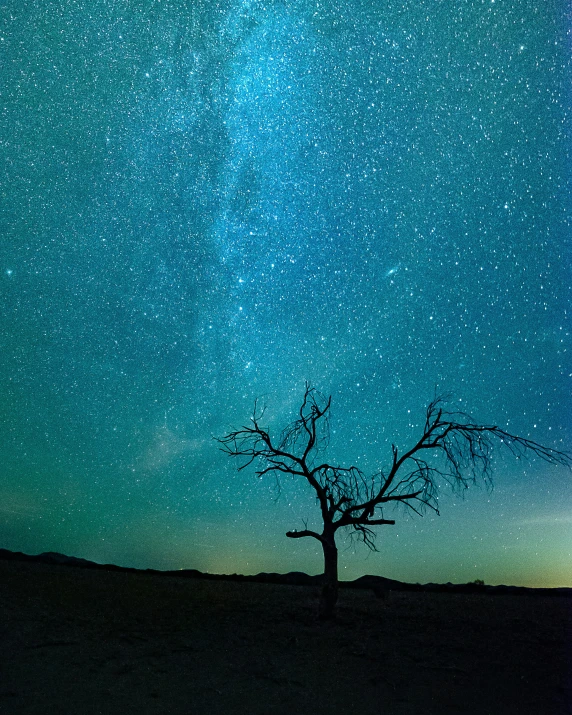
left=1, top=0, right=570, bottom=585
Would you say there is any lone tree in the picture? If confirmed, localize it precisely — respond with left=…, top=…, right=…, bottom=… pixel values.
left=218, top=384, right=570, bottom=619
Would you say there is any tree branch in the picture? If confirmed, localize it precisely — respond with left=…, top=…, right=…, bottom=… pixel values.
left=286, top=529, right=323, bottom=542
left=219, top=386, right=571, bottom=554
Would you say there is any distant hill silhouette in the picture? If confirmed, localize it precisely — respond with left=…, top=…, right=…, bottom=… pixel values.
left=1, top=548, right=570, bottom=597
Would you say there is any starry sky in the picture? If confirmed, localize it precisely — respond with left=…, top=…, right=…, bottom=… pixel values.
left=1, top=0, right=570, bottom=587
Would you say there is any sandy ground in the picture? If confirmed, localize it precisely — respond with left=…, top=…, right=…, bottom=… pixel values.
left=0, top=559, right=570, bottom=715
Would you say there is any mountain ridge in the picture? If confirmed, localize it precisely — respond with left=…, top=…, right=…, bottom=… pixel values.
left=1, top=547, right=570, bottom=597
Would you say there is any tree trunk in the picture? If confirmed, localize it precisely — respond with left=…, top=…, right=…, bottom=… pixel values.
left=319, top=534, right=338, bottom=620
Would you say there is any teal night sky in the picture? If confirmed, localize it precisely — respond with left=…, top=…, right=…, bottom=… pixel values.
left=1, top=0, right=570, bottom=586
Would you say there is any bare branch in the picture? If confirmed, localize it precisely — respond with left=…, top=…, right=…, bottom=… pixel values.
left=218, top=387, right=571, bottom=557
left=286, top=529, right=323, bottom=542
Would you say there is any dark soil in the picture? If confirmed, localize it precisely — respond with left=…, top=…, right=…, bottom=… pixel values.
left=0, top=560, right=570, bottom=714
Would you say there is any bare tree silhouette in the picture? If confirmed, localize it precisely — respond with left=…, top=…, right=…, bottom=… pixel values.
left=218, top=383, right=571, bottom=619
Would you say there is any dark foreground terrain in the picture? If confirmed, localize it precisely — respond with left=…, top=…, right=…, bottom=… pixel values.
left=0, top=559, right=570, bottom=715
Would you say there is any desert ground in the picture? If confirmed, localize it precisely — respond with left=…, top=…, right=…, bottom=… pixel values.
left=0, top=559, right=570, bottom=714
